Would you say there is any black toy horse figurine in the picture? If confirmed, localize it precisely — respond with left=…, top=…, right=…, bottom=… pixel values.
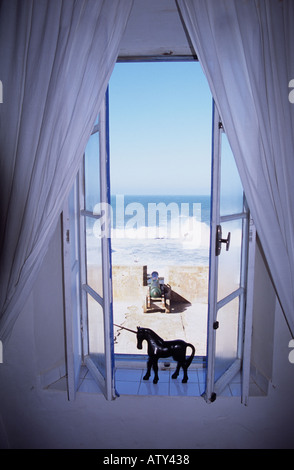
left=136, top=327, right=195, bottom=384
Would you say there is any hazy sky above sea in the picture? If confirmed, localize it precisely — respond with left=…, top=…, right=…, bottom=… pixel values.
left=109, top=61, right=213, bottom=196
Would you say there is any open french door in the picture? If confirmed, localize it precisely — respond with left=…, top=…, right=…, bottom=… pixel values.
left=80, top=89, right=116, bottom=401
left=205, top=102, right=256, bottom=403
left=63, top=90, right=116, bottom=401
left=62, top=173, right=83, bottom=400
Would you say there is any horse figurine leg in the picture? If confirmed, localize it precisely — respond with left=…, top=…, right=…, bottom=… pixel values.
left=171, top=362, right=181, bottom=380
left=172, top=361, right=189, bottom=383
left=143, top=357, right=152, bottom=381
left=182, top=364, right=189, bottom=383
left=171, top=361, right=188, bottom=383
left=152, top=358, right=159, bottom=384
left=143, top=356, right=159, bottom=384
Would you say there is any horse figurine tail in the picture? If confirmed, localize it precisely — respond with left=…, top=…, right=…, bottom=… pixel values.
left=186, top=343, right=195, bottom=367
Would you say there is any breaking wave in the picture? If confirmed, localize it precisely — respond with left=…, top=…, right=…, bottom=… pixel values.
left=107, top=216, right=210, bottom=249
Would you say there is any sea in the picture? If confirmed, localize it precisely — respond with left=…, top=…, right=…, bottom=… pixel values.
left=109, top=194, right=211, bottom=269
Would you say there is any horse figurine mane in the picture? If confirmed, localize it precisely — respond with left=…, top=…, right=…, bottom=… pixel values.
left=136, top=326, right=195, bottom=384
left=138, top=327, right=165, bottom=346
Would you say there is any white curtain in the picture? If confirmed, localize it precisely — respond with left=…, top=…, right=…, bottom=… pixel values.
left=0, top=0, right=133, bottom=341
left=177, top=0, right=294, bottom=337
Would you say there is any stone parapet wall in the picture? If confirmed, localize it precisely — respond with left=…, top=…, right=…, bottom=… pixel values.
left=112, top=265, right=208, bottom=304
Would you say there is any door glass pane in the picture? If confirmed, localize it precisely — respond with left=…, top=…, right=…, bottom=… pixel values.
left=86, top=216, right=103, bottom=296
left=88, top=294, right=106, bottom=378
left=85, top=132, right=100, bottom=212
left=214, top=297, right=239, bottom=382
left=220, top=133, right=244, bottom=216
left=217, top=219, right=242, bottom=301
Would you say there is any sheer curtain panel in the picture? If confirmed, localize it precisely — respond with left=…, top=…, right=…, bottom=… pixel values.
left=0, top=0, right=133, bottom=341
left=177, top=0, right=294, bottom=336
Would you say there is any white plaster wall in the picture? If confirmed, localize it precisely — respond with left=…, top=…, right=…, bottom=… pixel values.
left=118, top=0, right=195, bottom=59
left=0, top=223, right=294, bottom=449
left=251, top=238, right=276, bottom=386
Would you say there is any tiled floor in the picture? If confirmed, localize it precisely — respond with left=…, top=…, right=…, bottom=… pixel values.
left=47, top=364, right=265, bottom=397
left=74, top=364, right=250, bottom=397
left=115, top=367, right=206, bottom=396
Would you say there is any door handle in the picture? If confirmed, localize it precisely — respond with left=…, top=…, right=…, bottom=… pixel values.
left=216, top=225, right=231, bottom=256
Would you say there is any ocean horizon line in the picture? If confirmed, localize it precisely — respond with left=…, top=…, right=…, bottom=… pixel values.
left=110, top=193, right=211, bottom=198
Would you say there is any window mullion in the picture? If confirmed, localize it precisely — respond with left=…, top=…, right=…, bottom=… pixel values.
left=216, top=287, right=244, bottom=311
left=83, top=283, right=104, bottom=306
left=81, top=209, right=103, bottom=219
left=220, top=212, right=247, bottom=223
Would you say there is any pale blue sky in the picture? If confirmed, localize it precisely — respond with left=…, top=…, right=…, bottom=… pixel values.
left=109, top=61, right=213, bottom=195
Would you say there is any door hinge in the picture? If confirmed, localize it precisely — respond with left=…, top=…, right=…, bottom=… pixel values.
left=213, top=321, right=219, bottom=330
left=66, top=229, right=70, bottom=243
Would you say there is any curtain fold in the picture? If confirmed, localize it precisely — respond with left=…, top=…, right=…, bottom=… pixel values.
left=0, top=0, right=133, bottom=341
left=177, top=0, right=294, bottom=336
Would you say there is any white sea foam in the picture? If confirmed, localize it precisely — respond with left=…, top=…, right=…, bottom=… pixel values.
left=108, top=216, right=209, bottom=247
left=89, top=196, right=213, bottom=266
